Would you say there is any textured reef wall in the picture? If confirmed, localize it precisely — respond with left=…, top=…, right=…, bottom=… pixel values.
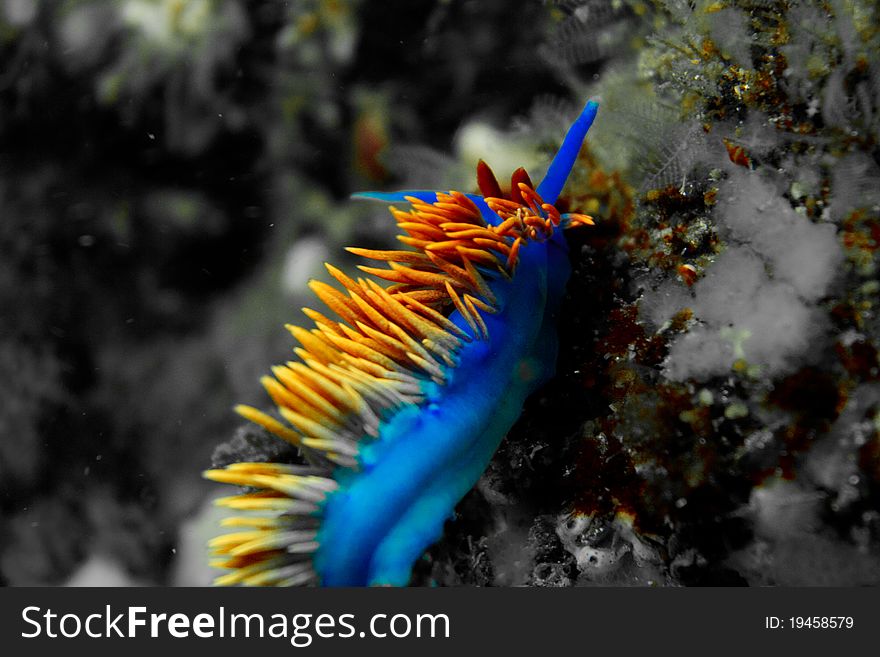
left=447, top=0, right=880, bottom=586
left=400, top=0, right=880, bottom=586
left=1, top=0, right=878, bottom=586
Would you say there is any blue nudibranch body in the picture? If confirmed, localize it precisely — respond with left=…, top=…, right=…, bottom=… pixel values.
left=204, top=100, right=599, bottom=586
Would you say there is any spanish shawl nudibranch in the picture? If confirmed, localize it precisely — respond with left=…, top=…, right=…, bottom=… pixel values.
left=204, top=99, right=600, bottom=586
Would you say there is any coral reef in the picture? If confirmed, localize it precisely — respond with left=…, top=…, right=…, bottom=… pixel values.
left=477, top=0, right=880, bottom=586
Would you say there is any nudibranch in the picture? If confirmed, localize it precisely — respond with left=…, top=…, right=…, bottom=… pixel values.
left=204, top=99, right=599, bottom=586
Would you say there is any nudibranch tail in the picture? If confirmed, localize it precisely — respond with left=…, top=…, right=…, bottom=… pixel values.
left=204, top=99, right=599, bottom=586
